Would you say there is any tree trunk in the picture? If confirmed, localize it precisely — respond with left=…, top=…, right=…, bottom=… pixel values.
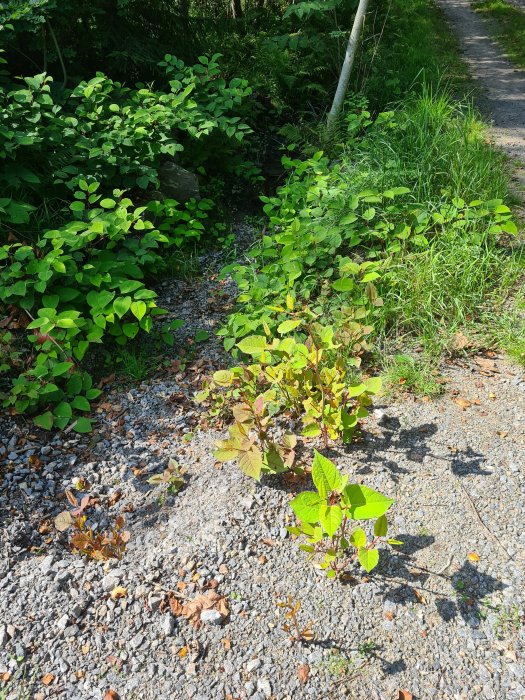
left=231, top=0, right=243, bottom=17
left=327, top=0, right=370, bottom=130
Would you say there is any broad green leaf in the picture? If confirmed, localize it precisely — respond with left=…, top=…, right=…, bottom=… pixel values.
left=34, top=411, right=54, bottom=430
left=277, top=319, right=302, bottom=334
left=374, top=514, right=388, bottom=537
left=113, top=296, right=132, bottom=318
left=130, top=301, right=147, bottom=321
left=73, top=417, right=92, bottom=433
left=71, top=395, right=90, bottom=411
left=358, top=547, right=379, bottom=573
left=343, top=484, right=393, bottom=520
left=238, top=446, right=263, bottom=481
left=364, top=377, right=382, bottom=394
left=312, top=450, right=341, bottom=499
left=332, top=278, right=354, bottom=292
left=350, top=527, right=366, bottom=548
left=100, top=198, right=116, bottom=209
left=236, top=335, right=267, bottom=355
left=54, top=402, right=72, bottom=420
left=290, top=491, right=322, bottom=523
left=319, top=505, right=342, bottom=537
left=212, top=370, right=234, bottom=386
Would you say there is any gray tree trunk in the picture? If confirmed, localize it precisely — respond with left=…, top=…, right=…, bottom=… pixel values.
left=327, top=0, right=370, bottom=130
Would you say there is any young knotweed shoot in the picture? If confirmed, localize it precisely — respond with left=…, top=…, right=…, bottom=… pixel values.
left=213, top=394, right=297, bottom=480
left=277, top=595, right=314, bottom=643
left=289, top=451, right=400, bottom=578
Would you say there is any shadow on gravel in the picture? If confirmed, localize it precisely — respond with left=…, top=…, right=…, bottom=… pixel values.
left=375, top=543, right=507, bottom=628
left=331, top=415, right=491, bottom=481
left=438, top=560, right=506, bottom=625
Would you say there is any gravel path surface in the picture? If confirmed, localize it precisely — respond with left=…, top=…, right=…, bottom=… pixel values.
left=437, top=0, right=525, bottom=187
left=3, top=6, right=525, bottom=697
left=1, top=255, right=525, bottom=700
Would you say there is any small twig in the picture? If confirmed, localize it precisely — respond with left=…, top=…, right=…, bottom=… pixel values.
left=455, top=476, right=512, bottom=561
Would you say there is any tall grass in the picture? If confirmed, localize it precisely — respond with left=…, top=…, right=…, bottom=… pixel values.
left=341, top=89, right=523, bottom=357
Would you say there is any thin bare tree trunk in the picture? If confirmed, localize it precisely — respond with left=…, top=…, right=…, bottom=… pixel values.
left=231, top=0, right=243, bottom=17
left=327, top=0, right=370, bottom=130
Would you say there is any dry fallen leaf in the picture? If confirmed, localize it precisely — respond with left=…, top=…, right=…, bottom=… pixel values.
left=384, top=611, right=395, bottom=621
left=54, top=510, right=72, bottom=532
left=497, top=431, right=508, bottom=438
left=168, top=594, right=183, bottom=616
left=454, top=397, right=471, bottom=411
left=258, top=555, right=267, bottom=565
left=182, top=590, right=229, bottom=629
left=110, top=586, right=128, bottom=600
left=414, top=588, right=427, bottom=604
left=398, top=691, right=413, bottom=700
left=297, top=664, right=310, bottom=684
left=178, top=646, right=188, bottom=658
left=103, top=690, right=120, bottom=700
left=1, top=672, right=11, bottom=682
left=41, top=673, right=54, bottom=686
left=221, top=637, right=232, bottom=651
left=468, top=552, right=480, bottom=562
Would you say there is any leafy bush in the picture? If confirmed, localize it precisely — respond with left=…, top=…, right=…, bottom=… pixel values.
left=289, top=451, right=399, bottom=578
left=0, top=52, right=254, bottom=430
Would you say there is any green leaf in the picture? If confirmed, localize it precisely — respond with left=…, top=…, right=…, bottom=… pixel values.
left=374, top=514, right=388, bottom=537
left=319, top=505, right=342, bottom=537
left=238, top=446, right=263, bottom=480
left=277, top=319, right=302, bottom=334
left=290, top=491, right=323, bottom=523
left=236, top=335, right=267, bottom=355
left=100, top=198, right=116, bottom=209
left=358, top=547, right=379, bottom=573
left=130, top=300, right=147, bottom=321
left=332, top=278, right=354, bottom=292
left=123, top=322, right=139, bottom=339
left=51, top=361, right=73, bottom=377
left=350, top=527, right=366, bottom=548
left=364, top=377, right=382, bottom=394
left=113, top=296, right=132, bottom=318
left=34, top=411, right=54, bottom=430
left=343, top=484, right=393, bottom=520
left=73, top=417, right=92, bottom=433
left=54, top=401, right=72, bottom=420
left=212, top=370, right=234, bottom=386
left=312, top=451, right=341, bottom=499
left=71, top=395, right=90, bottom=411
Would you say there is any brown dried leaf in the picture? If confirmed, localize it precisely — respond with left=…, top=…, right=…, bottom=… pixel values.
left=453, top=397, right=471, bottom=411
left=103, top=690, right=120, bottom=700
left=398, top=691, right=413, bottom=700
left=182, top=590, right=229, bottom=628
left=108, top=490, right=122, bottom=507
left=41, top=673, right=54, bottom=686
left=221, top=637, right=232, bottom=651
left=168, top=595, right=184, bottom=617
left=297, top=664, right=310, bottom=684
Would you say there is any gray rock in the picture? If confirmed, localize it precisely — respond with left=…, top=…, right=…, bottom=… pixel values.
left=200, top=609, right=223, bottom=625
left=159, top=161, right=200, bottom=202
